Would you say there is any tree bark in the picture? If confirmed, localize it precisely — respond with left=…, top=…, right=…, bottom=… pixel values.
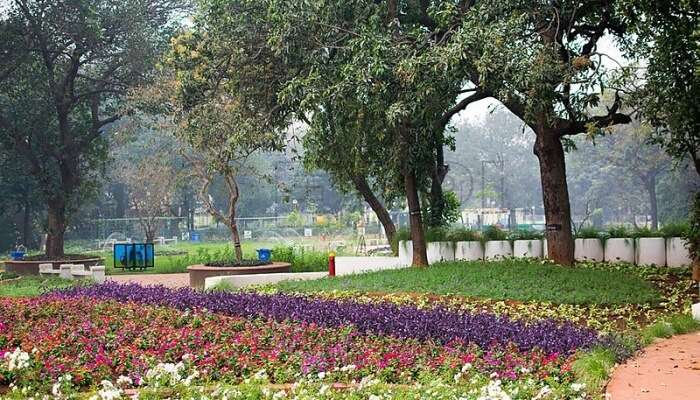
left=350, top=175, right=397, bottom=244
left=22, top=195, right=32, bottom=247
left=533, top=129, right=574, bottom=265
left=46, top=198, right=66, bottom=257
left=645, top=175, right=659, bottom=230
left=427, top=138, right=449, bottom=227
left=404, top=168, right=428, bottom=267
left=230, top=210, right=243, bottom=262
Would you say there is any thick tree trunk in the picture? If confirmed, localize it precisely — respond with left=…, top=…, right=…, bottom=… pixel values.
left=646, top=175, right=659, bottom=230
left=351, top=175, right=396, bottom=244
left=427, top=141, right=449, bottom=227
left=404, top=168, right=428, bottom=267
left=533, top=129, right=574, bottom=265
left=692, top=151, right=700, bottom=178
left=46, top=198, right=66, bottom=258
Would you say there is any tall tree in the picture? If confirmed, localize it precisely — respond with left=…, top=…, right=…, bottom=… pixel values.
left=433, top=1, right=634, bottom=264
left=0, top=0, right=188, bottom=257
left=627, top=0, right=700, bottom=176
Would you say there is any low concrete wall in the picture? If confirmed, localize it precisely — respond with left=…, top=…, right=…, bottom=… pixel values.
left=203, top=256, right=406, bottom=290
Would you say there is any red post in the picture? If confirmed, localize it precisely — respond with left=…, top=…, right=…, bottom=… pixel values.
left=328, top=251, right=336, bottom=277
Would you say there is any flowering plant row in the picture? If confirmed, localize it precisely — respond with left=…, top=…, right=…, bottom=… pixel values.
left=0, top=297, right=588, bottom=399
left=51, top=283, right=600, bottom=354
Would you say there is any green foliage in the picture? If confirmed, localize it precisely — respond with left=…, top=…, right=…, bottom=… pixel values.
left=660, top=222, right=689, bottom=238
left=508, top=229, right=543, bottom=241
left=482, top=225, right=508, bottom=241
left=446, top=228, right=481, bottom=242
left=631, top=227, right=662, bottom=238
left=606, top=225, right=630, bottom=239
left=286, top=210, right=305, bottom=228
left=640, top=314, right=700, bottom=346
left=576, top=227, right=601, bottom=239
left=275, top=259, right=661, bottom=305
left=271, top=246, right=328, bottom=273
left=686, top=192, right=700, bottom=261
left=571, top=348, right=616, bottom=394
left=390, top=228, right=411, bottom=255
left=424, top=227, right=449, bottom=243
left=424, top=190, right=462, bottom=228
left=0, top=276, right=80, bottom=297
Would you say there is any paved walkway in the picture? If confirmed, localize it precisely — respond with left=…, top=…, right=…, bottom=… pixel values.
left=108, top=273, right=189, bottom=288
left=606, top=331, right=700, bottom=399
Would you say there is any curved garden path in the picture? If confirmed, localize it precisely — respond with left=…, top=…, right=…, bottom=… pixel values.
left=606, top=331, right=700, bottom=399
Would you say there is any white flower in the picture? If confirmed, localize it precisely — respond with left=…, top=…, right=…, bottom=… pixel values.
left=91, top=380, right=122, bottom=400
left=477, top=380, right=512, bottom=400
left=116, top=375, right=133, bottom=387
left=454, top=372, right=463, bottom=382
left=272, top=390, right=287, bottom=400
left=571, top=382, right=586, bottom=392
left=182, top=353, right=192, bottom=362
left=532, top=385, right=552, bottom=400
left=319, top=384, right=330, bottom=395
left=253, top=369, right=269, bottom=381
left=4, top=348, right=30, bottom=371
left=317, top=371, right=326, bottom=380
left=369, top=395, right=382, bottom=400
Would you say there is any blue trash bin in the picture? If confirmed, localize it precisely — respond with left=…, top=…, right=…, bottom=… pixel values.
left=190, top=232, right=201, bottom=242
left=256, top=248, right=271, bottom=262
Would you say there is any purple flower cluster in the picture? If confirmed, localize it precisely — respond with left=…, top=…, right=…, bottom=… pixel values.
left=50, top=282, right=600, bottom=354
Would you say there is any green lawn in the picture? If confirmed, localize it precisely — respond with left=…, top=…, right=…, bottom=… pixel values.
left=0, top=276, right=77, bottom=297
left=274, top=259, right=662, bottom=305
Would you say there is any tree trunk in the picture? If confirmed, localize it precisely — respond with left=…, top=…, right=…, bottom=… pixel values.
left=230, top=212, right=243, bottom=262
left=22, top=196, right=32, bottom=247
left=427, top=140, right=449, bottom=227
left=533, top=129, right=574, bottom=265
left=46, top=198, right=66, bottom=257
left=645, top=175, right=659, bottom=230
left=351, top=175, right=397, bottom=244
left=404, top=168, right=428, bottom=267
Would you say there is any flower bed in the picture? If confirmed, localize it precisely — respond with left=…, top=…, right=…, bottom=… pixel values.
left=52, top=282, right=601, bottom=354
left=0, top=296, right=585, bottom=398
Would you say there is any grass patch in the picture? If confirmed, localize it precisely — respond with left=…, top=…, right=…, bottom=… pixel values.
left=572, top=347, right=616, bottom=394
left=274, top=259, right=662, bottom=305
left=640, top=314, right=700, bottom=345
left=0, top=276, right=79, bottom=297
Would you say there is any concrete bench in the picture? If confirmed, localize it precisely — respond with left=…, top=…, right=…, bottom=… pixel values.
left=39, top=263, right=105, bottom=283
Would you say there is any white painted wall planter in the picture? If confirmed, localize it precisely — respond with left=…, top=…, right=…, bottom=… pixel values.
left=666, top=237, right=692, bottom=267
left=513, top=240, right=543, bottom=258
left=574, top=239, right=604, bottom=262
left=635, top=237, right=666, bottom=266
left=455, top=241, right=484, bottom=261
left=543, top=239, right=548, bottom=259
left=398, top=240, right=413, bottom=265
left=484, top=241, right=513, bottom=260
left=427, top=242, right=455, bottom=264
left=604, top=238, right=635, bottom=264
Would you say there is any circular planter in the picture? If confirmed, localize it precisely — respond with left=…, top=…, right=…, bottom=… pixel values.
left=3, top=257, right=103, bottom=276
left=427, top=241, right=455, bottom=264
left=187, top=262, right=291, bottom=289
left=513, top=240, right=543, bottom=258
left=635, top=237, right=666, bottom=266
left=484, top=240, right=512, bottom=260
left=604, top=238, right=635, bottom=264
left=455, top=241, right=483, bottom=261
left=574, top=238, right=604, bottom=262
left=398, top=240, right=413, bottom=265
left=666, top=237, right=692, bottom=268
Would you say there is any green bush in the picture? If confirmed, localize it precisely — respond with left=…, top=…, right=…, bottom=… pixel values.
left=575, top=227, right=601, bottom=239
left=271, top=246, right=328, bottom=272
left=390, top=228, right=411, bottom=255
left=508, top=229, right=543, bottom=241
left=424, top=227, right=449, bottom=243
left=446, top=227, right=480, bottom=242
left=606, top=225, right=630, bottom=238
left=660, top=222, right=689, bottom=238
left=631, top=226, right=661, bottom=238
left=482, top=225, right=508, bottom=241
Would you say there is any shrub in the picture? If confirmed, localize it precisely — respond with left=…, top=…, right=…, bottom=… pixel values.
left=508, top=229, right=543, bottom=241
left=482, top=225, right=508, bottom=241
left=660, top=222, right=689, bottom=238
left=446, top=227, right=481, bottom=242
left=631, top=226, right=661, bottom=238
left=606, top=225, right=630, bottom=238
left=575, top=227, right=601, bottom=239
left=390, top=228, right=411, bottom=255
left=424, top=227, right=449, bottom=243
left=271, top=246, right=327, bottom=272
left=687, top=192, right=700, bottom=261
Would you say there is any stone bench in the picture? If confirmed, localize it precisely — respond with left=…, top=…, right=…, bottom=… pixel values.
left=38, top=263, right=105, bottom=283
